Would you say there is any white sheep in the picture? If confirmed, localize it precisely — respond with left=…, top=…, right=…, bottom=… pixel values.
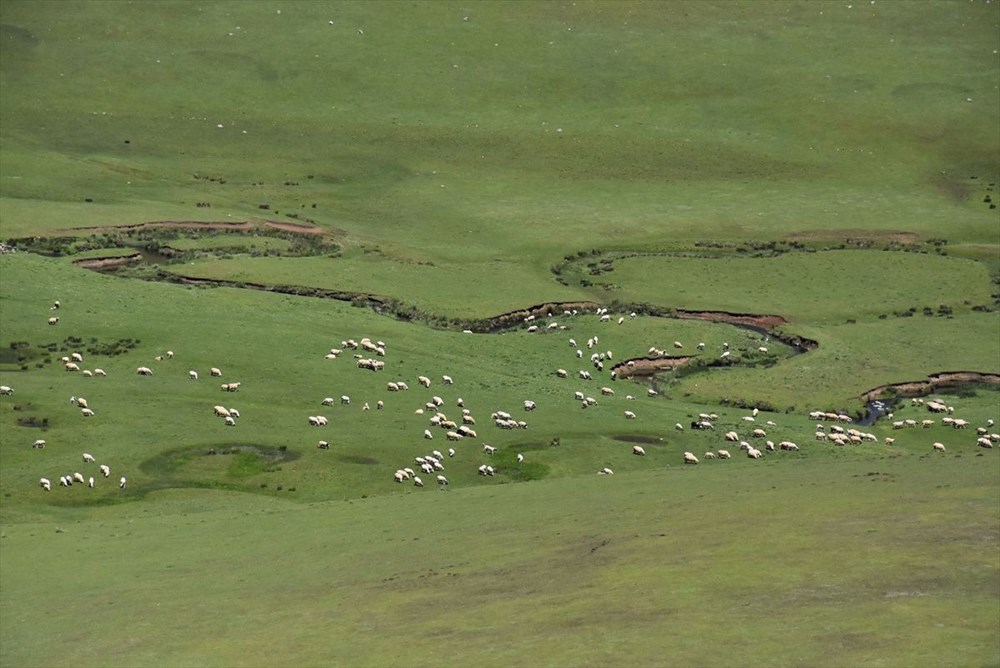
left=436, top=475, right=449, bottom=485
left=418, top=375, right=431, bottom=388
left=483, top=443, right=496, bottom=455
left=0, top=386, right=12, bottom=395
left=318, top=441, right=330, bottom=449
left=718, top=450, right=731, bottom=459
left=424, top=429, right=434, bottom=440
left=214, top=406, right=231, bottom=417
left=100, top=464, right=110, bottom=477
left=88, top=477, right=94, bottom=488
left=81, top=408, right=95, bottom=417
left=64, top=362, right=80, bottom=372
left=225, top=416, right=236, bottom=426
left=598, top=467, right=614, bottom=475
left=48, top=316, right=59, bottom=325
left=210, top=367, right=222, bottom=377
left=624, top=410, right=636, bottom=419
left=341, top=395, right=351, bottom=405
left=119, top=476, right=127, bottom=488
left=932, top=442, right=946, bottom=452
left=442, top=375, right=454, bottom=385
left=189, top=370, right=199, bottom=380
left=632, top=445, right=646, bottom=456
left=40, top=478, right=52, bottom=491
left=32, top=439, right=46, bottom=448
left=516, top=453, right=524, bottom=463
left=136, top=366, right=153, bottom=375
left=683, top=452, right=699, bottom=465
left=83, top=453, right=95, bottom=463
left=73, top=472, right=85, bottom=484
left=413, top=476, right=424, bottom=487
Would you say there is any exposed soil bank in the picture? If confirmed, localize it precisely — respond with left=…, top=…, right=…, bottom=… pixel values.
left=58, top=219, right=328, bottom=236
left=611, top=356, right=697, bottom=379
left=72, top=253, right=142, bottom=269
left=860, top=372, right=1000, bottom=403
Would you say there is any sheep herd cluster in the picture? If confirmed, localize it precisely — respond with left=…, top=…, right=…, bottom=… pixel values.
left=8, top=301, right=997, bottom=498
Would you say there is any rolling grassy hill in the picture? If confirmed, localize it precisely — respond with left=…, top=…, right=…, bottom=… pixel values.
left=1, top=1, right=998, bottom=666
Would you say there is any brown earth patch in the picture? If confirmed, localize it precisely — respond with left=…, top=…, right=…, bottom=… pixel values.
left=612, top=356, right=695, bottom=379
left=55, top=219, right=328, bottom=236
left=860, top=372, right=1000, bottom=403
left=72, top=253, right=142, bottom=269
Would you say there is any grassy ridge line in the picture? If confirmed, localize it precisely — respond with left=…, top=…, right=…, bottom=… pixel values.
left=1, top=456, right=996, bottom=667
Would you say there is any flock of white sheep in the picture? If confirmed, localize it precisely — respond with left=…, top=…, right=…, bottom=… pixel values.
left=7, top=301, right=997, bottom=498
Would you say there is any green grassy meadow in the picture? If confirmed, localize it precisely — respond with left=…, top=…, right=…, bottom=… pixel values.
left=1, top=1, right=998, bottom=666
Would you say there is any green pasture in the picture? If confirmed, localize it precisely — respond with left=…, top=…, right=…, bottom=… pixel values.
left=2, top=455, right=997, bottom=668
left=1, top=1, right=999, bottom=666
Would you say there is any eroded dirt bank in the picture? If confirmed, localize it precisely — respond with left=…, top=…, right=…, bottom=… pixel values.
left=72, top=253, right=143, bottom=269
left=860, top=372, right=1000, bottom=403
left=58, top=219, right=328, bottom=236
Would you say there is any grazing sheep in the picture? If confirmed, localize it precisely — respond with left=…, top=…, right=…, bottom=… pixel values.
left=376, top=400, right=384, bottom=410
left=601, top=387, right=615, bottom=396
left=100, top=464, right=110, bottom=477
left=683, top=452, right=699, bottom=465
left=32, top=439, right=46, bottom=449
left=418, top=376, right=431, bottom=388
left=73, top=472, right=85, bottom=484
left=516, top=453, right=524, bottom=463
left=556, top=368, right=568, bottom=378
left=976, top=437, right=993, bottom=449
left=442, top=375, right=454, bottom=385
left=81, top=408, right=95, bottom=417
left=725, top=431, right=739, bottom=442
left=0, top=386, right=12, bottom=395
left=932, top=442, right=946, bottom=452
left=523, top=400, right=536, bottom=411
left=647, top=388, right=657, bottom=396
left=120, top=476, right=127, bottom=489
left=88, top=477, right=94, bottom=488
left=424, top=429, right=434, bottom=440
left=752, top=428, right=767, bottom=438
left=210, top=368, right=222, bottom=377
left=48, top=316, right=59, bottom=325
left=632, top=445, right=646, bottom=456
left=136, top=366, right=153, bottom=375
left=717, top=450, right=732, bottom=459
left=436, top=475, right=449, bottom=485
left=214, top=406, right=231, bottom=417
left=624, top=410, right=636, bottom=419
left=39, top=478, right=51, bottom=491
left=340, top=395, right=351, bottom=405
left=71, top=352, right=84, bottom=363
left=51, top=300, right=60, bottom=310
left=413, top=476, right=424, bottom=487
left=482, top=443, right=496, bottom=455
left=64, top=362, right=81, bottom=372
left=747, top=448, right=763, bottom=459
left=224, top=416, right=236, bottom=426
left=228, top=408, right=240, bottom=419
left=394, top=471, right=406, bottom=483
left=83, top=453, right=95, bottom=463
left=884, top=437, right=895, bottom=446
left=189, top=370, right=199, bottom=380
left=704, top=451, right=716, bottom=459
left=318, top=441, right=330, bottom=449
left=598, top=467, right=614, bottom=475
